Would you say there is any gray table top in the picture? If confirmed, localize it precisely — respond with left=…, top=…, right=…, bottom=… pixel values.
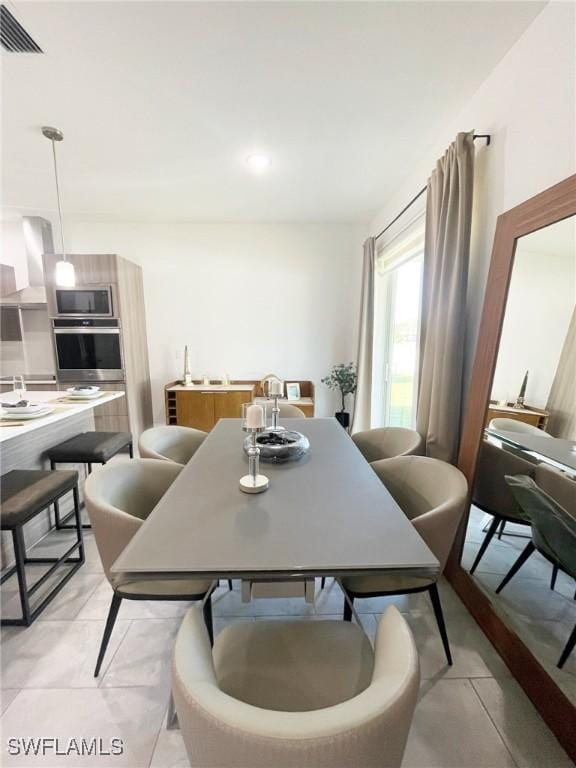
left=113, top=418, right=438, bottom=580
left=485, top=429, right=576, bottom=473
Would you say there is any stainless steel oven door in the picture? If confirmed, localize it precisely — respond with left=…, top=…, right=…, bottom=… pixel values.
left=54, top=327, right=124, bottom=382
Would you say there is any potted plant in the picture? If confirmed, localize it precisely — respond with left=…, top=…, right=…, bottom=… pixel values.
left=321, top=363, right=357, bottom=429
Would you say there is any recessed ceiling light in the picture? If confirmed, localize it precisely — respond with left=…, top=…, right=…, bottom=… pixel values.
left=246, top=153, right=271, bottom=173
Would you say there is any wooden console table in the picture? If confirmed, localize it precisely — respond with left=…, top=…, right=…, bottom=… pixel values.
left=165, top=379, right=315, bottom=430
left=485, top=402, right=550, bottom=431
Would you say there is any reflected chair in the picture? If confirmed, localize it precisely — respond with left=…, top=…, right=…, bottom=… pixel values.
left=138, top=425, right=207, bottom=466
left=259, top=401, right=306, bottom=418
left=469, top=441, right=537, bottom=574
left=172, top=605, right=419, bottom=768
left=352, top=427, right=423, bottom=463
left=489, top=418, right=552, bottom=438
left=341, top=456, right=468, bottom=665
left=496, top=470, right=576, bottom=668
left=84, top=459, right=214, bottom=677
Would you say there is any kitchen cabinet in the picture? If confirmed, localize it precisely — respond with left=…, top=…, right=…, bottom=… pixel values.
left=168, top=386, right=254, bottom=431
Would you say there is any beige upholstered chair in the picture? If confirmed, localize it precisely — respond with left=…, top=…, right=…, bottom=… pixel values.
left=342, top=456, right=468, bottom=665
left=352, top=427, right=423, bottom=463
left=260, top=400, right=306, bottom=418
left=84, top=459, right=213, bottom=677
left=469, top=441, right=537, bottom=574
left=138, top=425, right=207, bottom=466
left=489, top=418, right=552, bottom=438
left=173, top=605, right=419, bottom=768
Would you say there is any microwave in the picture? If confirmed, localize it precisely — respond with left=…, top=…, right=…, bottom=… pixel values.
left=54, top=285, right=114, bottom=317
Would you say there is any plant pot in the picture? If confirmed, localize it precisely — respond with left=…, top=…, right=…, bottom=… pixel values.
left=334, top=411, right=350, bottom=429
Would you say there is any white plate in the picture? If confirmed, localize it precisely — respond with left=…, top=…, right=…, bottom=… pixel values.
left=0, top=406, right=54, bottom=420
left=65, top=391, right=103, bottom=400
left=1, top=403, right=47, bottom=415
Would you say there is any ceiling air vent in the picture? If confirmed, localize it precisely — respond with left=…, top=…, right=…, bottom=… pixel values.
left=1, top=5, right=42, bottom=52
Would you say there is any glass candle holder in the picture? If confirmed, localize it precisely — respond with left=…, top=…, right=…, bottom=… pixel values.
left=240, top=403, right=269, bottom=493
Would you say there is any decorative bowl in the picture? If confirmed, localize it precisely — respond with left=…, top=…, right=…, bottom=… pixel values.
left=244, top=429, right=310, bottom=463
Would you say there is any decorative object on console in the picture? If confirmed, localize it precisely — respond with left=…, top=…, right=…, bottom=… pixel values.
left=321, top=362, right=357, bottom=429
left=182, top=345, right=192, bottom=386
left=286, top=382, right=301, bottom=400
left=514, top=370, right=529, bottom=408
left=240, top=403, right=268, bottom=493
left=42, top=126, right=75, bottom=288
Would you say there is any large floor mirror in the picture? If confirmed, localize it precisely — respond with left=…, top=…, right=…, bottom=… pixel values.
left=448, top=175, right=576, bottom=756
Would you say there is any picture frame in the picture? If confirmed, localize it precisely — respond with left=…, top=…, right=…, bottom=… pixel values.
left=285, top=382, right=301, bottom=401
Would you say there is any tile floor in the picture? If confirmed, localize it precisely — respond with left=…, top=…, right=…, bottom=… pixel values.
left=0, top=526, right=572, bottom=768
left=464, top=506, right=576, bottom=705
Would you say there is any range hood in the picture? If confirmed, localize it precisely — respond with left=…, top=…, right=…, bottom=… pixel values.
left=0, top=217, right=53, bottom=307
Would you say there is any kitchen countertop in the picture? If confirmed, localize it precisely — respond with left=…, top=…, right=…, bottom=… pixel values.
left=0, top=390, right=125, bottom=443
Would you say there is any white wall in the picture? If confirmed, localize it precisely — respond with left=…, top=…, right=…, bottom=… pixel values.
left=491, top=240, right=575, bottom=408
left=369, top=2, right=576, bottom=391
left=66, top=221, right=363, bottom=422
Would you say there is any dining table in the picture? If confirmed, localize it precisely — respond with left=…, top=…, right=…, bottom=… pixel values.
left=112, top=418, right=438, bottom=584
left=485, top=427, right=576, bottom=475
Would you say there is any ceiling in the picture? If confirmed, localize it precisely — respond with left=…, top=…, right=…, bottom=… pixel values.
left=2, top=1, right=545, bottom=223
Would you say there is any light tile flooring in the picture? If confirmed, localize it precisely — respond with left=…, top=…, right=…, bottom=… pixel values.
left=0, top=527, right=572, bottom=768
left=463, top=507, right=576, bottom=705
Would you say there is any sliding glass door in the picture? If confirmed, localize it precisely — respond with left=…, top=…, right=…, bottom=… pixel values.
left=372, top=218, right=424, bottom=428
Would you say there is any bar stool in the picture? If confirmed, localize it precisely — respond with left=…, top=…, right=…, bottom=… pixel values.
left=1, top=469, right=84, bottom=626
left=46, top=431, right=133, bottom=530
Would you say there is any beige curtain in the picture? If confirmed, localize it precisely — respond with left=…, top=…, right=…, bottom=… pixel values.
left=546, top=307, right=576, bottom=439
left=352, top=237, right=375, bottom=433
left=416, top=131, right=475, bottom=462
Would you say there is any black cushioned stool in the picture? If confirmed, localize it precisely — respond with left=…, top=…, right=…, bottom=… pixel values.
left=1, top=470, right=84, bottom=626
left=46, top=431, right=133, bottom=530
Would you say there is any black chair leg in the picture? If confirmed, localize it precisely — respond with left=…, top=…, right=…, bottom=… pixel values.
left=72, top=485, right=85, bottom=564
left=429, top=583, right=452, bottom=666
left=496, top=542, right=535, bottom=594
left=550, top=564, right=559, bottom=591
left=129, top=442, right=134, bottom=458
left=558, top=623, right=576, bottom=669
left=497, top=519, right=506, bottom=540
left=343, top=593, right=354, bottom=622
left=94, top=593, right=122, bottom=677
left=13, top=528, right=31, bottom=626
left=203, top=595, right=214, bottom=646
left=321, top=577, right=326, bottom=589
left=227, top=580, right=233, bottom=591
left=470, top=516, right=501, bottom=575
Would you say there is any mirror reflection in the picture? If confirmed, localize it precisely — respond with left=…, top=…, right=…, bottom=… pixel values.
left=462, top=215, right=576, bottom=702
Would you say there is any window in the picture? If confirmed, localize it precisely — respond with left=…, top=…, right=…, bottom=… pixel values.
left=372, top=216, right=424, bottom=428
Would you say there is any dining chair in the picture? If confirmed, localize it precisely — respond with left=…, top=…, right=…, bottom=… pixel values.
left=341, top=456, right=468, bottom=665
left=469, top=440, right=537, bottom=574
left=270, top=402, right=306, bottom=418
left=84, top=458, right=214, bottom=677
left=351, top=427, right=423, bottom=463
left=172, top=605, right=419, bottom=768
left=138, top=425, right=207, bottom=466
left=489, top=418, right=553, bottom=438
left=496, top=471, right=576, bottom=668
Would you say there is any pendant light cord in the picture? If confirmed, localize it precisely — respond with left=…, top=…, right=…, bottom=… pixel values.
left=51, top=138, right=67, bottom=260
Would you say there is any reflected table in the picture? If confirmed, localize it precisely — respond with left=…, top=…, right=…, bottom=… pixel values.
left=112, top=418, right=438, bottom=583
left=485, top=428, right=576, bottom=475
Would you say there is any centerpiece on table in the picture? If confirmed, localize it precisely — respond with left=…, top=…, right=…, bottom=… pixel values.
left=321, top=362, right=357, bottom=430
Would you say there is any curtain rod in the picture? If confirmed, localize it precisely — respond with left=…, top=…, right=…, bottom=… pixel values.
left=374, top=134, right=491, bottom=242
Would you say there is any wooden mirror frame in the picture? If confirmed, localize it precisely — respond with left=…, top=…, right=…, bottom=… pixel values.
left=445, top=174, right=576, bottom=758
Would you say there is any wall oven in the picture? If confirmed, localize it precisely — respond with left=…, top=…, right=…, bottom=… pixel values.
left=53, top=319, right=124, bottom=382
left=54, top=286, right=114, bottom=317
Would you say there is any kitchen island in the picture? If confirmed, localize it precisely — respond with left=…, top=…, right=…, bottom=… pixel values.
left=0, top=390, right=126, bottom=557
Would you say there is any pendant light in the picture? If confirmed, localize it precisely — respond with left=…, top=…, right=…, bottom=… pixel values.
left=42, top=126, right=75, bottom=287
